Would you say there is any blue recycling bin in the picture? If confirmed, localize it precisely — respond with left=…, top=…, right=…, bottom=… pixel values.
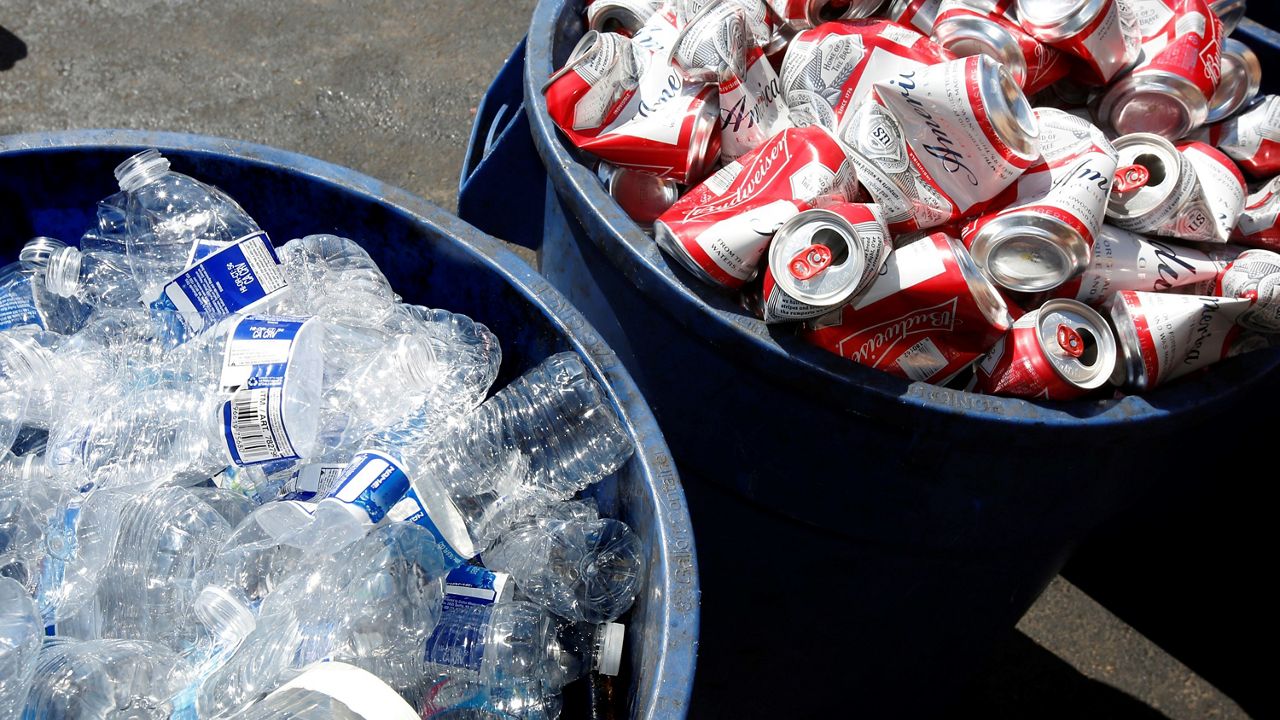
left=0, top=129, right=698, bottom=720
left=457, top=4, right=1280, bottom=717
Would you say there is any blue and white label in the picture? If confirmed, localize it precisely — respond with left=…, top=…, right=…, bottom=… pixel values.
left=162, top=232, right=289, bottom=334
left=386, top=485, right=473, bottom=569
left=424, top=604, right=491, bottom=673
left=219, top=315, right=312, bottom=467
left=326, top=451, right=413, bottom=524
left=278, top=462, right=347, bottom=502
left=443, top=565, right=509, bottom=611
left=0, top=275, right=43, bottom=331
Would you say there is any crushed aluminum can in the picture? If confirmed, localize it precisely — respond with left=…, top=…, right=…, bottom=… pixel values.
left=1016, top=0, right=1142, bottom=85
left=801, top=231, right=1012, bottom=383
left=1207, top=0, right=1246, bottom=36
left=1095, top=0, right=1223, bottom=139
left=1178, top=140, right=1246, bottom=242
left=931, top=0, right=1072, bottom=95
left=1046, top=225, right=1234, bottom=305
left=676, top=0, right=778, bottom=50
left=588, top=0, right=665, bottom=34
left=1109, top=289, right=1252, bottom=390
left=1200, top=94, right=1280, bottom=180
left=544, top=30, right=721, bottom=184
left=767, top=0, right=889, bottom=33
left=964, top=108, right=1118, bottom=293
left=1234, top=175, right=1280, bottom=252
left=598, top=162, right=684, bottom=228
left=973, top=298, right=1117, bottom=399
left=759, top=202, right=892, bottom=322
left=1204, top=38, right=1261, bottom=123
left=779, top=19, right=954, bottom=133
left=653, top=124, right=859, bottom=288
left=1216, top=248, right=1280, bottom=333
left=840, top=54, right=1041, bottom=233
left=884, top=0, right=946, bottom=35
left=1106, top=133, right=1220, bottom=243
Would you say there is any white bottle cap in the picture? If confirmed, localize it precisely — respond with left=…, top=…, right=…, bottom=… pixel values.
left=596, top=622, right=626, bottom=676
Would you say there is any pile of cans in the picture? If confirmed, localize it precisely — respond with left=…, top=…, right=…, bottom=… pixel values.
left=544, top=0, right=1280, bottom=400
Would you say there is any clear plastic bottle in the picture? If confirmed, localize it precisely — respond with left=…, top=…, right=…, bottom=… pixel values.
left=0, top=453, right=62, bottom=596
left=485, top=516, right=645, bottom=624
left=0, top=577, right=41, bottom=718
left=36, top=486, right=132, bottom=630
left=276, top=234, right=400, bottom=327
left=40, top=241, right=145, bottom=309
left=20, top=638, right=188, bottom=719
left=418, top=674, right=563, bottom=720
left=0, top=237, right=89, bottom=335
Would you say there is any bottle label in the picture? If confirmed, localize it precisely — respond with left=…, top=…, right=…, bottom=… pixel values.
left=278, top=462, right=347, bottom=502
left=424, top=605, right=491, bottom=673
left=0, top=274, right=44, bottom=331
left=386, top=485, right=471, bottom=568
left=326, top=451, right=413, bottom=524
left=161, top=232, right=289, bottom=334
left=443, top=565, right=509, bottom=611
left=220, top=315, right=313, bottom=467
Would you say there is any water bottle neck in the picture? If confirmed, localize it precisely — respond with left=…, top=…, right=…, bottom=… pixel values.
left=19, top=236, right=70, bottom=270
left=44, top=246, right=84, bottom=298
left=0, top=331, right=55, bottom=385
left=115, top=149, right=172, bottom=192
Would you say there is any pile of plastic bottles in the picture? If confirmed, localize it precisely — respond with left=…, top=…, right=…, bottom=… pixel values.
left=0, top=150, right=645, bottom=719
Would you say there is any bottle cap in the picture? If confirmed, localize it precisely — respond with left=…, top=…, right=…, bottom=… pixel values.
left=596, top=622, right=626, bottom=676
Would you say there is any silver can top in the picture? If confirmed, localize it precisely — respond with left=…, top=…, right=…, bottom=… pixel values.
left=1108, top=292, right=1149, bottom=389
left=932, top=14, right=1028, bottom=88
left=1096, top=71, right=1207, bottom=139
left=973, top=55, right=1040, bottom=161
left=1106, top=133, right=1183, bottom=222
left=1206, top=39, right=1262, bottom=124
left=1016, top=0, right=1106, bottom=41
left=598, top=163, right=683, bottom=229
left=947, top=234, right=1014, bottom=332
left=807, top=0, right=888, bottom=23
left=768, top=207, right=885, bottom=307
left=684, top=91, right=722, bottom=186
left=1032, top=298, right=1117, bottom=389
left=969, top=213, right=1091, bottom=292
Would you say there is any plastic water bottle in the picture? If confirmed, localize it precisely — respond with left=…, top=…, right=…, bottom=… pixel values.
left=485, top=516, right=645, bottom=623
left=0, top=577, right=41, bottom=718
left=39, top=240, right=145, bottom=309
left=276, top=235, right=400, bottom=327
left=0, top=454, right=62, bottom=595
left=35, top=486, right=132, bottom=630
left=192, top=506, right=309, bottom=625
left=20, top=638, right=188, bottom=719
left=0, top=237, right=89, bottom=336
left=418, top=674, right=563, bottom=720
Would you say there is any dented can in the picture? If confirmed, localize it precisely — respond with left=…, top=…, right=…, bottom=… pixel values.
left=1109, top=289, right=1251, bottom=390
left=1205, top=38, right=1261, bottom=123
left=801, top=232, right=1012, bottom=383
left=965, top=108, right=1117, bottom=292
left=767, top=0, right=889, bottom=33
left=598, top=162, right=683, bottom=229
left=884, top=0, right=946, bottom=35
left=587, top=0, right=665, bottom=34
left=973, top=298, right=1117, bottom=399
left=1217, top=248, right=1280, bottom=333
left=654, top=124, right=858, bottom=288
left=1177, top=140, right=1246, bottom=243
left=1202, top=94, right=1280, bottom=180
left=1106, top=133, right=1220, bottom=243
left=1047, top=225, right=1233, bottom=305
left=841, top=54, right=1041, bottom=233
left=1016, top=0, right=1141, bottom=84
left=1235, top=176, right=1280, bottom=252
left=760, top=202, right=892, bottom=322
left=1208, top=0, right=1247, bottom=36
left=676, top=0, right=778, bottom=50
left=931, top=0, right=1072, bottom=94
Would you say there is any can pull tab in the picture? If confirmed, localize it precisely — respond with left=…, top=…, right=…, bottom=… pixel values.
left=1113, top=164, right=1151, bottom=193
left=789, top=244, right=834, bottom=281
left=1056, top=324, right=1085, bottom=358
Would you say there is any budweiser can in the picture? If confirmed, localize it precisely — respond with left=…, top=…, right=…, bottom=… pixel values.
left=801, top=232, right=1012, bottom=383
left=1095, top=0, right=1223, bottom=139
left=1208, top=0, right=1246, bottom=36
left=719, top=47, right=792, bottom=159
left=931, top=0, right=1072, bottom=94
left=1109, top=289, right=1251, bottom=389
left=598, top=162, right=683, bottom=228
left=543, top=31, right=721, bottom=184
left=841, top=54, right=1041, bottom=233
left=965, top=108, right=1117, bottom=292
left=1178, top=140, right=1246, bottom=243
left=654, top=125, right=858, bottom=288
left=766, top=0, right=888, bottom=33
left=675, top=0, right=777, bottom=50
left=884, top=0, right=946, bottom=35
left=973, top=298, right=1117, bottom=398
left=1217, top=248, right=1280, bottom=332
left=759, top=202, right=892, bottom=322
left=1200, top=94, right=1280, bottom=180
left=1047, top=225, right=1232, bottom=305
left=1016, top=0, right=1141, bottom=84
left=1235, top=176, right=1280, bottom=252
left=587, top=0, right=665, bottom=34
left=779, top=19, right=954, bottom=133
left=1106, top=133, right=1220, bottom=243
left=1204, top=38, right=1261, bottom=123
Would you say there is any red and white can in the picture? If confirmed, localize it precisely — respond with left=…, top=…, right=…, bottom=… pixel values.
left=544, top=30, right=722, bottom=184
left=1200, top=94, right=1280, bottom=180
left=654, top=124, right=859, bottom=288
left=597, top=162, right=683, bottom=229
left=719, top=47, right=792, bottom=160
left=587, top=0, right=665, bottom=34
left=1016, top=0, right=1140, bottom=85
left=1204, top=38, right=1261, bottom=123
left=884, top=0, right=946, bottom=35
left=1048, top=225, right=1232, bottom=305
left=1109, top=289, right=1251, bottom=390
left=841, top=54, right=1041, bottom=233
left=1177, top=140, right=1246, bottom=243
left=802, top=232, right=1012, bottom=383
left=973, top=298, right=1117, bottom=399
left=759, top=202, right=892, bottom=322
left=1216, top=248, right=1280, bottom=332
left=1234, top=175, right=1280, bottom=252
left=766, top=0, right=888, bottom=33
left=675, top=0, right=778, bottom=50
left=1106, top=133, right=1220, bottom=243
left=1095, top=0, right=1223, bottom=139
left=964, top=108, right=1118, bottom=292
left=779, top=19, right=954, bottom=133
left=931, top=0, right=1072, bottom=95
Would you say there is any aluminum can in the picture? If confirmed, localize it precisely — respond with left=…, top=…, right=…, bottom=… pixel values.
left=973, top=298, right=1117, bottom=398
left=1046, top=225, right=1233, bottom=305
left=964, top=108, right=1117, bottom=292
left=1016, top=0, right=1141, bottom=84
left=767, top=0, right=889, bottom=33
left=759, top=202, right=892, bottom=322
left=1109, top=289, right=1251, bottom=389
left=1204, top=38, right=1261, bottom=123
left=1106, top=133, right=1220, bottom=243
left=931, top=0, right=1072, bottom=94
left=1208, top=0, right=1246, bottom=36
left=1178, top=140, right=1246, bottom=242
left=1201, top=94, right=1280, bottom=180
left=597, top=162, right=683, bottom=228
left=801, top=232, right=1012, bottom=383
left=676, top=0, right=778, bottom=50
left=1095, top=0, right=1223, bottom=139
left=1217, top=248, right=1280, bottom=332
left=779, top=19, right=954, bottom=133
left=544, top=30, right=722, bottom=184
left=1234, top=175, right=1280, bottom=252
left=841, top=54, right=1041, bottom=233
left=588, top=0, right=665, bottom=34
left=654, top=125, right=859, bottom=288
left=884, top=0, right=946, bottom=35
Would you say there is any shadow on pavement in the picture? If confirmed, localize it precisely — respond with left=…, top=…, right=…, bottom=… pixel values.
left=0, top=26, right=27, bottom=71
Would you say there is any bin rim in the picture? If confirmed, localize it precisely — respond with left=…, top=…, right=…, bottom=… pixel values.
left=523, top=0, right=1280, bottom=430
left=0, top=128, right=699, bottom=719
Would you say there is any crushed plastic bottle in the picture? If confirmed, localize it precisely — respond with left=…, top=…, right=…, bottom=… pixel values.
left=0, top=577, right=41, bottom=718
left=20, top=638, right=188, bottom=719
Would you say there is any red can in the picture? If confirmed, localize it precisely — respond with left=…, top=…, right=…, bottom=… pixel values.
left=654, top=125, right=859, bottom=288
left=1109, top=289, right=1250, bottom=390
left=1216, top=248, right=1280, bottom=333
left=1235, top=175, right=1280, bottom=252
left=1200, top=94, right=1280, bottom=180
left=1016, top=0, right=1141, bottom=85
left=802, top=232, right=1012, bottom=383
left=1177, top=140, right=1246, bottom=244
left=973, top=298, right=1117, bottom=399
left=931, top=0, right=1073, bottom=95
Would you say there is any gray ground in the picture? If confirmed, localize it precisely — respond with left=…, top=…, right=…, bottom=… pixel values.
left=0, top=2, right=1255, bottom=717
